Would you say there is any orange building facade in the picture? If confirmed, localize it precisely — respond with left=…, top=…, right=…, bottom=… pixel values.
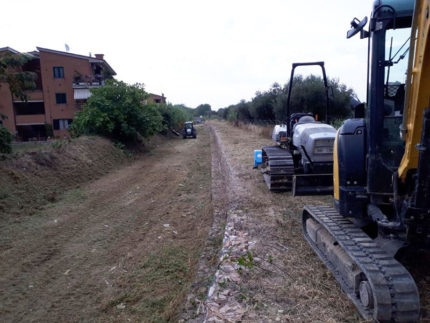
left=0, top=47, right=115, bottom=140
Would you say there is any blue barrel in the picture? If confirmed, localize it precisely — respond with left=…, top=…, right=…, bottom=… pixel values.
left=253, top=149, right=263, bottom=168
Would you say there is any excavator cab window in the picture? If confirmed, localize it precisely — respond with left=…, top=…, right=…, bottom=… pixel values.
left=380, top=27, right=410, bottom=169
left=383, top=27, right=410, bottom=115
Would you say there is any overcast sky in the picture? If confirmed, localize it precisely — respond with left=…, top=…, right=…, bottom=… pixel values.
left=2, top=0, right=372, bottom=110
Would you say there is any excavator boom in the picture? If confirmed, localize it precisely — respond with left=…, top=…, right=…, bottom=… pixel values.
left=398, top=0, right=430, bottom=180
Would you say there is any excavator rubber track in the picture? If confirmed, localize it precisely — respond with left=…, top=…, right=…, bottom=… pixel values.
left=261, top=146, right=333, bottom=194
left=261, top=146, right=294, bottom=191
left=302, top=205, right=420, bottom=322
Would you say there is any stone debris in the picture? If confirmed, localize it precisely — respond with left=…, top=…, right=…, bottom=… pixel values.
left=116, top=303, right=126, bottom=309
left=204, top=209, right=253, bottom=322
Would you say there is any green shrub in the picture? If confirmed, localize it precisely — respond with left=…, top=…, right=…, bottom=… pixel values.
left=330, top=119, right=345, bottom=129
left=0, top=126, right=12, bottom=154
left=157, top=103, right=189, bottom=129
left=44, top=123, right=54, bottom=138
left=71, top=80, right=164, bottom=143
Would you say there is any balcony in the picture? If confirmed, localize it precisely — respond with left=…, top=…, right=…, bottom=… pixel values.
left=15, top=114, right=46, bottom=125
left=73, top=75, right=106, bottom=100
left=72, top=74, right=106, bottom=89
left=23, top=90, right=44, bottom=101
left=72, top=80, right=105, bottom=89
left=14, top=101, right=45, bottom=115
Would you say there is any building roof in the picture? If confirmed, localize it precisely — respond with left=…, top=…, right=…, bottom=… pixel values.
left=0, top=47, right=40, bottom=61
left=0, top=47, right=20, bottom=54
left=149, top=93, right=166, bottom=98
left=36, top=47, right=116, bottom=75
left=1, top=46, right=116, bottom=76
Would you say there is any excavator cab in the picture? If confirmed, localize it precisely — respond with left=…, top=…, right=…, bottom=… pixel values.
left=334, top=1, right=414, bottom=218
left=303, top=0, right=429, bottom=321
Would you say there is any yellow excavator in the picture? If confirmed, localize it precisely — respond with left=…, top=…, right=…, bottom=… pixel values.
left=303, top=0, right=429, bottom=321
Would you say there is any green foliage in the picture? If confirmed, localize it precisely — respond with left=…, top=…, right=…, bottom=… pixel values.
left=226, top=106, right=238, bottom=122
left=157, top=103, right=190, bottom=129
left=194, top=104, right=212, bottom=118
left=71, top=80, right=163, bottom=143
left=51, top=139, right=69, bottom=151
left=0, top=126, right=12, bottom=154
left=236, top=251, right=254, bottom=268
left=216, top=108, right=227, bottom=119
left=221, top=76, right=355, bottom=124
left=330, top=118, right=345, bottom=129
left=0, top=52, right=37, bottom=101
left=44, top=123, right=54, bottom=137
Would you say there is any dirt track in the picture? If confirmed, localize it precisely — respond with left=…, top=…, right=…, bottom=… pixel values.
left=197, top=121, right=361, bottom=322
left=0, top=126, right=212, bottom=322
left=2, top=121, right=429, bottom=322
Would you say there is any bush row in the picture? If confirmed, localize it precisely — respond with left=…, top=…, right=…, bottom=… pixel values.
left=216, top=75, right=358, bottom=125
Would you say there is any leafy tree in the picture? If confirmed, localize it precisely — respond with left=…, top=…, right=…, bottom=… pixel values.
left=0, top=126, right=12, bottom=154
left=236, top=100, right=253, bottom=122
left=71, top=80, right=163, bottom=143
left=283, top=75, right=354, bottom=121
left=220, top=75, right=355, bottom=124
left=194, top=104, right=212, bottom=118
left=0, top=52, right=37, bottom=101
left=216, top=108, right=225, bottom=119
left=157, top=103, right=190, bottom=129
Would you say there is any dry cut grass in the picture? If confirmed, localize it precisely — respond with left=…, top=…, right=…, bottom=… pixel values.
left=231, top=121, right=274, bottom=140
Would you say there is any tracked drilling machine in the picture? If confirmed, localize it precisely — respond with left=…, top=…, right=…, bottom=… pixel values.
left=259, top=62, right=336, bottom=195
left=303, top=0, right=429, bottom=321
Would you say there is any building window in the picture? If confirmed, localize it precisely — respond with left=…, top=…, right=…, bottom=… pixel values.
left=55, top=93, right=67, bottom=104
left=53, top=119, right=73, bottom=130
left=53, top=66, right=64, bottom=78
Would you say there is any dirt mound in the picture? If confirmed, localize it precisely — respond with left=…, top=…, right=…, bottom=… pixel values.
left=0, top=136, right=127, bottom=219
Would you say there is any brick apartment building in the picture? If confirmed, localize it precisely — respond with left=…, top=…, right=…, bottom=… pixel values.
left=0, top=46, right=116, bottom=140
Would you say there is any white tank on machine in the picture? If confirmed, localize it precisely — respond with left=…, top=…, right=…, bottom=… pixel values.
left=292, top=116, right=336, bottom=163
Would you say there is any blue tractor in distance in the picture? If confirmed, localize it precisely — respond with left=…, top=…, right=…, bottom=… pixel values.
left=183, top=121, right=197, bottom=139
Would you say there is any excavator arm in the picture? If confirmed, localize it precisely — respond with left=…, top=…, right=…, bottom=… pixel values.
left=398, top=0, right=430, bottom=181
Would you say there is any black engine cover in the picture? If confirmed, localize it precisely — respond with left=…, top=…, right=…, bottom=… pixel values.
left=337, top=118, right=367, bottom=218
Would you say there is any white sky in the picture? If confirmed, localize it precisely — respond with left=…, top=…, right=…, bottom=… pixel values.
left=2, top=0, right=372, bottom=110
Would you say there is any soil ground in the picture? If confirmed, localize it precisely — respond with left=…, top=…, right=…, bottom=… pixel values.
left=198, top=121, right=430, bottom=322
left=198, top=121, right=361, bottom=322
left=1, top=121, right=429, bottom=322
left=0, top=127, right=212, bottom=322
